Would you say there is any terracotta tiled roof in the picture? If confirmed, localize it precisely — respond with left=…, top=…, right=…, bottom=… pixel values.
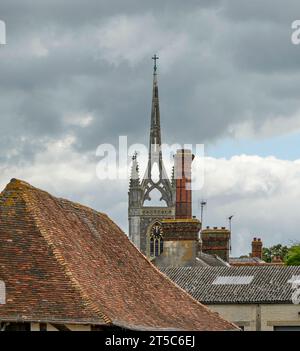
left=0, top=179, right=237, bottom=331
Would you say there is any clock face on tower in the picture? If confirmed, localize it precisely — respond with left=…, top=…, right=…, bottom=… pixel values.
left=151, top=224, right=162, bottom=238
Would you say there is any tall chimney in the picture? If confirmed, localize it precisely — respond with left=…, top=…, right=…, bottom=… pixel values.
left=251, top=237, right=263, bottom=259
left=155, top=149, right=200, bottom=267
left=174, top=149, right=194, bottom=219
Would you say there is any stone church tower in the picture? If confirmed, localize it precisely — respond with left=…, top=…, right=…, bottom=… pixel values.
left=128, top=56, right=176, bottom=257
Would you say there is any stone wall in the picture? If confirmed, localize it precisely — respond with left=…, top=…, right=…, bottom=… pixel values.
left=208, top=304, right=300, bottom=331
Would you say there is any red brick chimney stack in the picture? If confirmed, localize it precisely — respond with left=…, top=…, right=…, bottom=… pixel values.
left=174, top=149, right=194, bottom=219
left=201, top=227, right=231, bottom=262
left=158, top=149, right=200, bottom=266
left=251, top=237, right=263, bottom=259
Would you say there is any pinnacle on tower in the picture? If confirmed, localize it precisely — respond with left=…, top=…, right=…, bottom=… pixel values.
left=171, top=166, right=175, bottom=188
left=129, top=152, right=140, bottom=188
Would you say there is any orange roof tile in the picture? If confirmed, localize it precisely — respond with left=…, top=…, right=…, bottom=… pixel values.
left=0, top=179, right=238, bottom=331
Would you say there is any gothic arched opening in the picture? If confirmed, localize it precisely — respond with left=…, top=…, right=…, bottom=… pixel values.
left=143, top=188, right=167, bottom=207
left=147, top=221, right=164, bottom=258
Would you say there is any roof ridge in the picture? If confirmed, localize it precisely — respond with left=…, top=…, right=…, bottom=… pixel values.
left=21, top=187, right=112, bottom=325
left=4, top=178, right=109, bottom=219
left=4, top=178, right=40, bottom=191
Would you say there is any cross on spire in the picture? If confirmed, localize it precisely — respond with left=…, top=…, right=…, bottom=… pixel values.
left=152, top=54, right=159, bottom=73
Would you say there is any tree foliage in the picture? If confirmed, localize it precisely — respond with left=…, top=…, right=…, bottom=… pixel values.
left=262, top=244, right=289, bottom=263
left=286, top=245, right=300, bottom=266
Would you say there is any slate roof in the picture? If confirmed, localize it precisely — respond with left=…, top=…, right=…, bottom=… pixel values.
left=0, top=179, right=237, bottom=331
left=160, top=266, right=300, bottom=304
left=155, top=251, right=229, bottom=268
left=197, top=252, right=230, bottom=267
left=229, top=257, right=266, bottom=266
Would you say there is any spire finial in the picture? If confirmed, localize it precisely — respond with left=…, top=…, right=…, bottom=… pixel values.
left=152, top=54, right=159, bottom=73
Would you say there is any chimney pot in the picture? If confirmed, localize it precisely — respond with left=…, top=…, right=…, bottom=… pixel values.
left=175, top=149, right=193, bottom=219
left=201, top=225, right=230, bottom=262
left=251, top=237, right=262, bottom=259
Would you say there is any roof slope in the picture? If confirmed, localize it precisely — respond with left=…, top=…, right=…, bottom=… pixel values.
left=160, top=266, right=300, bottom=304
left=0, top=179, right=237, bottom=331
left=197, top=252, right=230, bottom=267
left=155, top=251, right=229, bottom=267
left=229, top=257, right=267, bottom=266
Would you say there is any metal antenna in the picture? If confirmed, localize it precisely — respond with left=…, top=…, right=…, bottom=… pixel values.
left=228, top=215, right=234, bottom=252
left=228, top=215, right=234, bottom=232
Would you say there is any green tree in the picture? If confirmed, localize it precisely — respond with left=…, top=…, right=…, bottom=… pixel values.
left=262, top=244, right=289, bottom=263
left=286, top=245, right=300, bottom=266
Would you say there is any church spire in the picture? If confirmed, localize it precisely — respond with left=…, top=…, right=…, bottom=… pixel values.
left=140, top=55, right=174, bottom=207
left=147, top=54, right=163, bottom=178
left=128, top=56, right=176, bottom=253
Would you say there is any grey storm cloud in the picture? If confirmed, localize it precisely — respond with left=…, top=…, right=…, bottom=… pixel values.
left=1, top=0, right=300, bottom=162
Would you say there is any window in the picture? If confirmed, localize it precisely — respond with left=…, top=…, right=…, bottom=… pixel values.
left=155, top=239, right=159, bottom=257
left=150, top=237, right=154, bottom=257
left=274, top=326, right=300, bottom=331
left=287, top=276, right=300, bottom=284
left=40, top=323, right=47, bottom=331
left=160, top=239, right=164, bottom=253
left=2, top=322, right=31, bottom=331
left=0, top=280, right=5, bottom=305
left=212, top=276, right=254, bottom=285
left=148, top=222, right=164, bottom=258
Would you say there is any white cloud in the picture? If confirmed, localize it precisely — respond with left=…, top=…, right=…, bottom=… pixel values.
left=1, top=142, right=300, bottom=256
left=64, top=113, right=94, bottom=127
left=0, top=136, right=127, bottom=234
left=0, top=136, right=93, bottom=192
left=198, top=155, right=300, bottom=255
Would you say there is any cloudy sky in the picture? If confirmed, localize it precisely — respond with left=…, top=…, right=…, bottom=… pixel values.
left=1, top=0, right=300, bottom=256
